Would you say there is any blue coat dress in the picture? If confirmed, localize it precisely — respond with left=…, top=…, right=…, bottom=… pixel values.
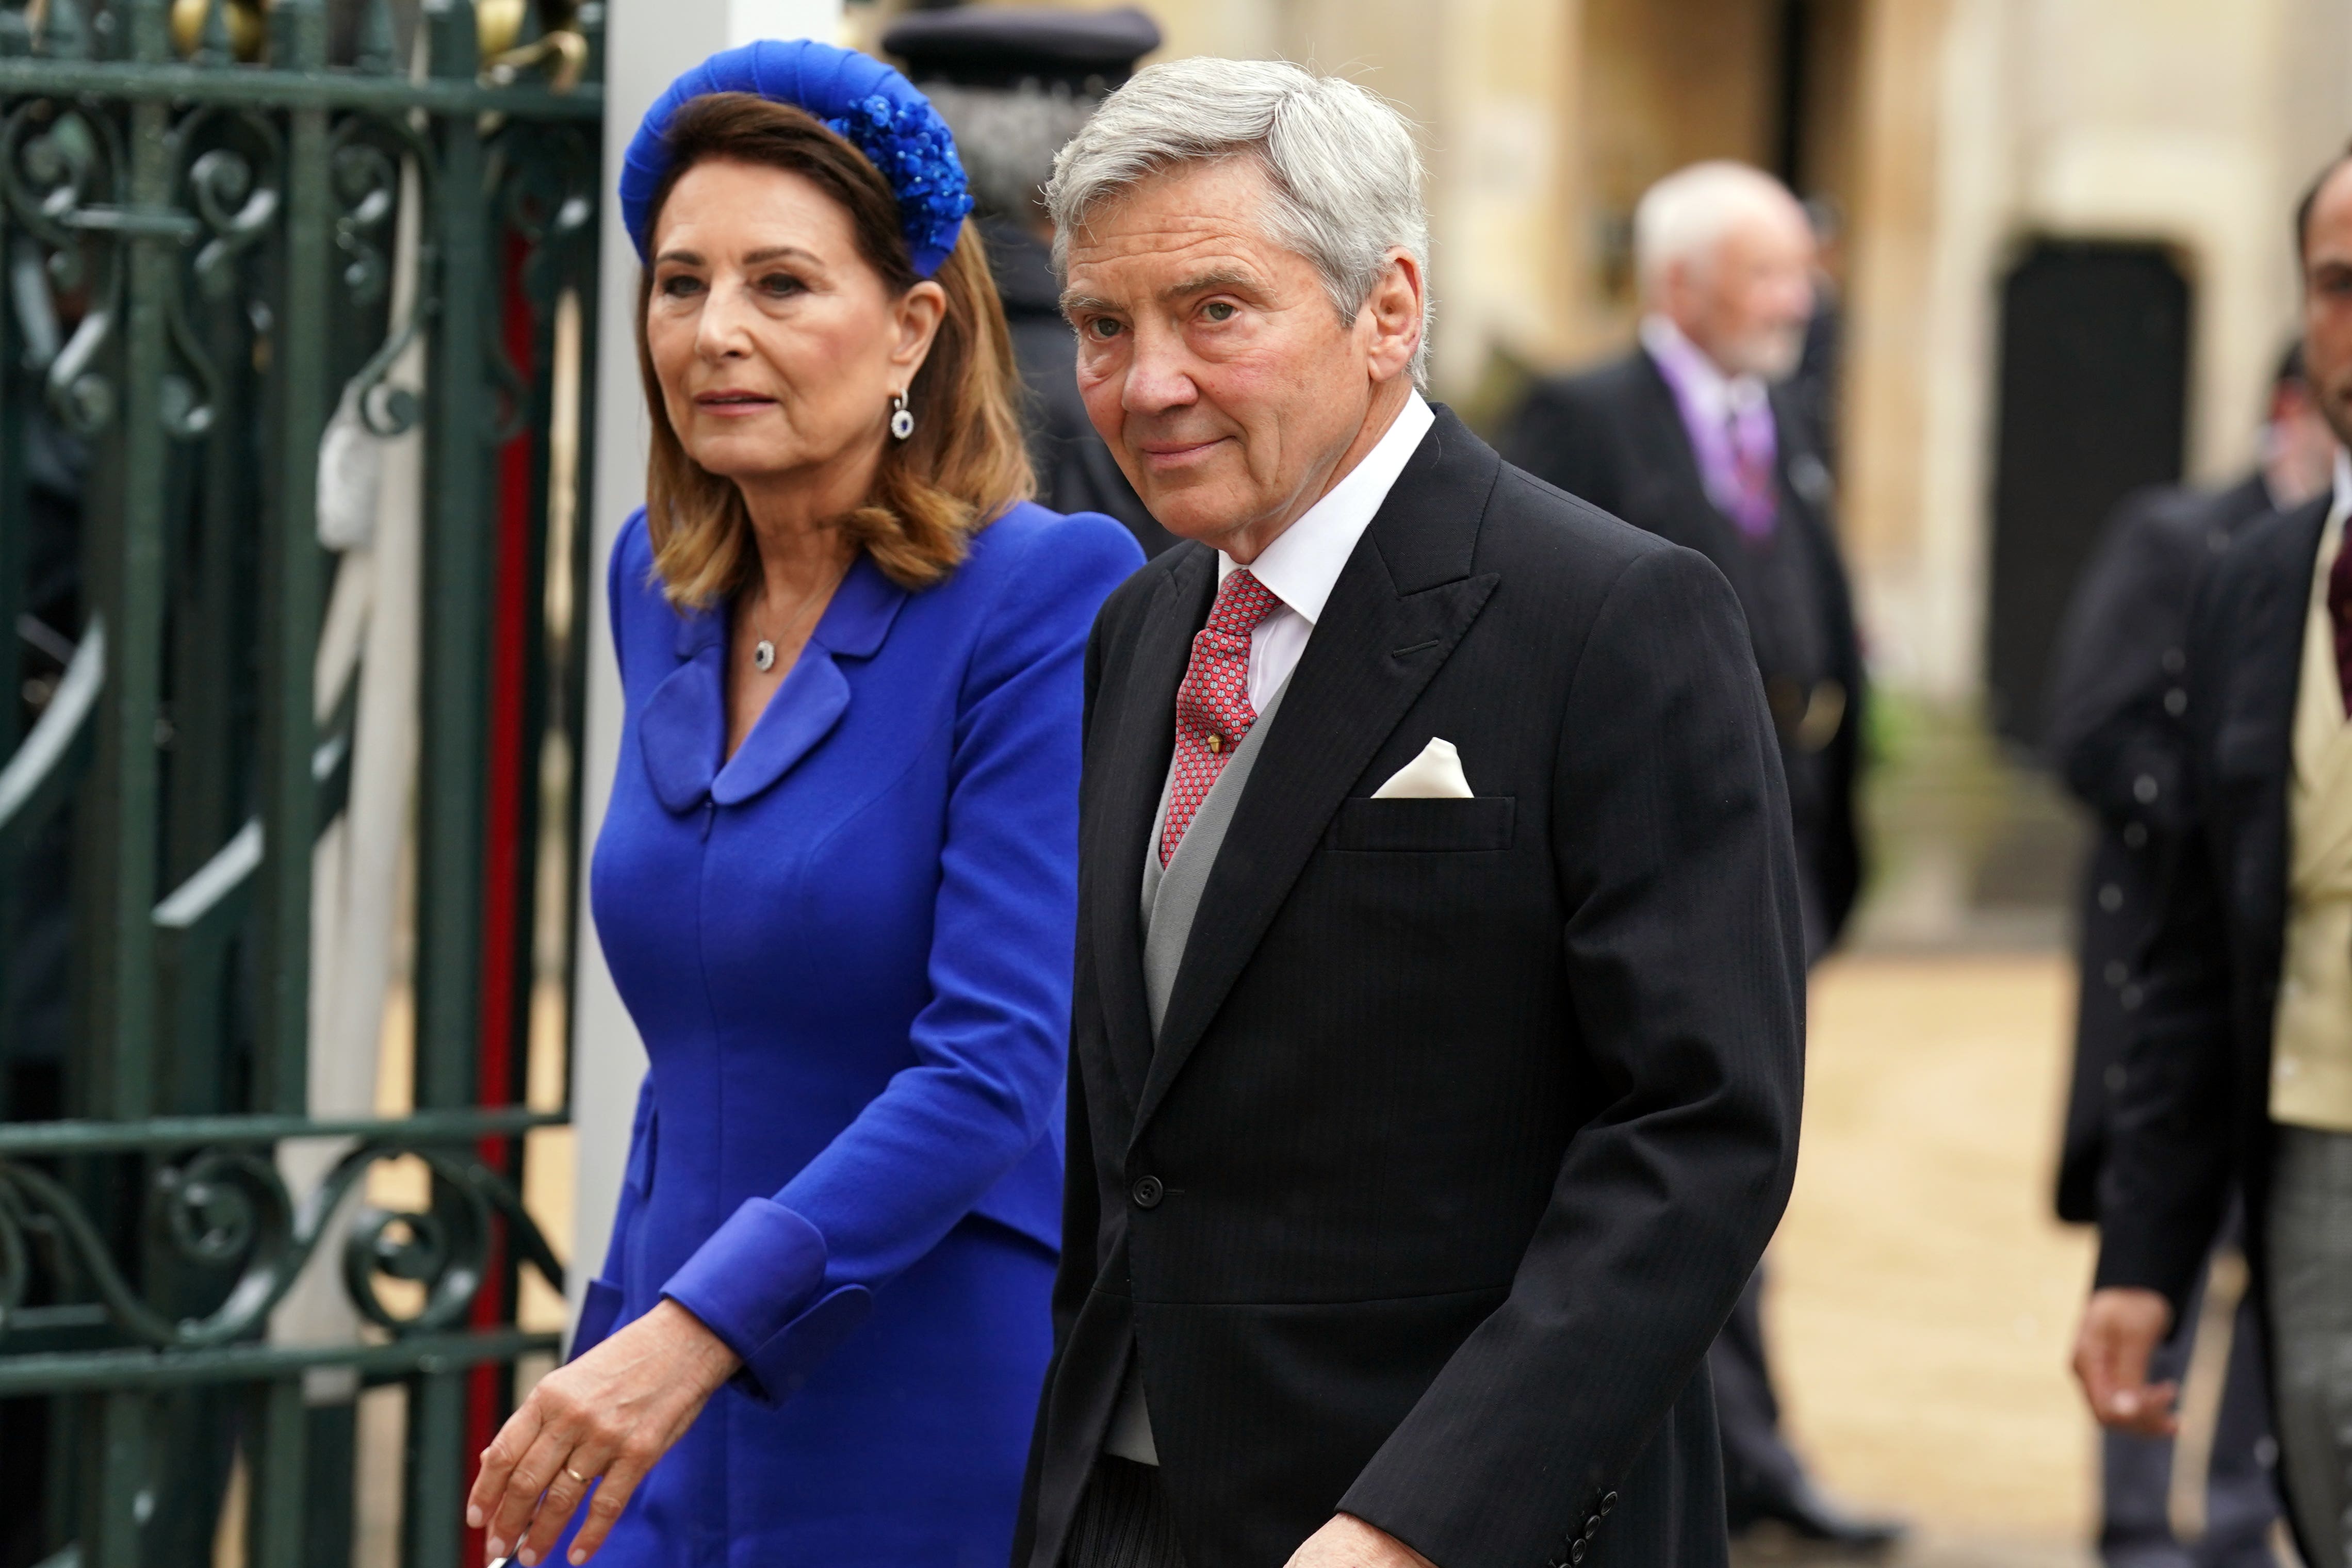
left=570, top=501, right=1141, bottom=1567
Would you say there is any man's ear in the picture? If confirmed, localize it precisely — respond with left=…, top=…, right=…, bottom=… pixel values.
left=1362, top=249, right=1424, bottom=383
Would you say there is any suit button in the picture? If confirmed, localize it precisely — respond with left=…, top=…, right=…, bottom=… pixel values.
left=2123, top=822, right=2149, bottom=850
left=1569, top=1541, right=1586, bottom=1564
left=1132, top=1175, right=1165, bottom=1209
left=2098, top=884, right=2124, bottom=913
left=1584, top=1516, right=1602, bottom=1538
left=2133, top=774, right=2159, bottom=804
left=1599, top=1492, right=1618, bottom=1515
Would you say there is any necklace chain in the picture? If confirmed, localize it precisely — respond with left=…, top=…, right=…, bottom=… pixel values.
left=749, top=553, right=851, bottom=673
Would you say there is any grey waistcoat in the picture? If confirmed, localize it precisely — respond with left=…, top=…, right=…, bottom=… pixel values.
left=1138, top=678, right=1291, bottom=1038
left=1104, top=677, right=1290, bottom=1466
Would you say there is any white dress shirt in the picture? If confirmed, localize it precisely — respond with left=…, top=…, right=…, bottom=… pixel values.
left=1638, top=314, right=1770, bottom=428
left=1220, top=391, right=1435, bottom=710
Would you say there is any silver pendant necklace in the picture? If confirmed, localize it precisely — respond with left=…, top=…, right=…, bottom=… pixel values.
left=749, top=555, right=848, bottom=675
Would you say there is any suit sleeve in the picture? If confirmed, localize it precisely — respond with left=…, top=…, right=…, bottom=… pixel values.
left=1503, top=382, right=1618, bottom=512
left=1050, top=604, right=1116, bottom=1347
left=1342, top=545, right=1806, bottom=1566
left=2089, top=564, right=2241, bottom=1321
left=2045, top=493, right=2202, bottom=829
left=660, top=517, right=1146, bottom=1403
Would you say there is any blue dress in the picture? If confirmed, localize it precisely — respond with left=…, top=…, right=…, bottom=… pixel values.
left=570, top=501, right=1142, bottom=1567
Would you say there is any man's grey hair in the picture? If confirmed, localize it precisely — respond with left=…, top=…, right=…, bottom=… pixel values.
left=1044, top=56, right=1432, bottom=383
left=923, top=81, right=1100, bottom=224
left=1633, top=160, right=1806, bottom=304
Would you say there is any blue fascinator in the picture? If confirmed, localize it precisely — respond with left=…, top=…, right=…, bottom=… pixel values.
left=619, top=39, right=974, bottom=278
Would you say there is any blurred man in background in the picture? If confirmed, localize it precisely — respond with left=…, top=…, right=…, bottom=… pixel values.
left=884, top=3, right=1175, bottom=558
left=2047, top=346, right=2331, bottom=1567
left=1504, top=161, right=1893, bottom=1553
left=2076, top=148, right=2352, bottom=1568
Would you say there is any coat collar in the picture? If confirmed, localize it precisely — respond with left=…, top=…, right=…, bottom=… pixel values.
left=641, top=554, right=908, bottom=813
left=1091, top=406, right=1502, bottom=1135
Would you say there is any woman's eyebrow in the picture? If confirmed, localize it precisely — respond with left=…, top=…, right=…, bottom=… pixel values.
left=741, top=246, right=822, bottom=267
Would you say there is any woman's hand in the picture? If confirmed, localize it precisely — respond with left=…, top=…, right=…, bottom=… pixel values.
left=468, top=1298, right=741, bottom=1565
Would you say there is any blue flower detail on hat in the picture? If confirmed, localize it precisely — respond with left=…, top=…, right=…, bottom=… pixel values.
left=620, top=40, right=974, bottom=278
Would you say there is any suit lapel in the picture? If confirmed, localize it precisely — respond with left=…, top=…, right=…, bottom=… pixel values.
left=1090, top=547, right=1216, bottom=1113
left=2219, top=502, right=2325, bottom=945
left=1132, top=410, right=1502, bottom=1139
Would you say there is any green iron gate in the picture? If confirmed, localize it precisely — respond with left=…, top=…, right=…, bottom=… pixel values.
left=0, top=0, right=601, bottom=1562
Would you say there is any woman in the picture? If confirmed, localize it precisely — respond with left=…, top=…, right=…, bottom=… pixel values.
left=465, top=41, right=1141, bottom=1568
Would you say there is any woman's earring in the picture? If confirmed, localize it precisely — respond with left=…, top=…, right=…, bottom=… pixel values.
left=889, top=393, right=915, bottom=442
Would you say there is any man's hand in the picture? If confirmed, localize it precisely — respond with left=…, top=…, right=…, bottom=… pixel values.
left=465, top=1299, right=740, bottom=1565
left=2072, top=1286, right=2178, bottom=1437
left=1284, top=1514, right=1439, bottom=1568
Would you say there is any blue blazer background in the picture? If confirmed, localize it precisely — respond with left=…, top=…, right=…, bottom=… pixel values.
left=572, top=500, right=1139, bottom=1559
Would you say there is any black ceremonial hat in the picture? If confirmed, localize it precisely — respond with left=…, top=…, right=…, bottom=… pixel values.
left=881, top=5, right=1162, bottom=93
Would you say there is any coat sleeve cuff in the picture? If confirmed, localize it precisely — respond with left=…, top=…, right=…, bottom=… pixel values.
left=2092, top=1233, right=2203, bottom=1332
left=658, top=1197, right=874, bottom=1406
left=567, top=1278, right=625, bottom=1363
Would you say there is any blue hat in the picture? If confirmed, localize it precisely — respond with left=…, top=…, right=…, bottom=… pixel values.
left=619, top=39, right=974, bottom=277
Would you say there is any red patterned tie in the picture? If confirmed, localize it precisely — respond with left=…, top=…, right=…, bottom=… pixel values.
left=1162, top=568, right=1284, bottom=865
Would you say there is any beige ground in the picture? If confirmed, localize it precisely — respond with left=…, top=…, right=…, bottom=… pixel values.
left=1757, top=952, right=2101, bottom=1565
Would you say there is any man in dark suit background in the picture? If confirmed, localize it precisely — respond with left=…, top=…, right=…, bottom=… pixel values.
left=1502, top=161, right=1890, bottom=1551
left=2045, top=346, right=2332, bottom=1567
left=1017, top=58, right=1805, bottom=1568
left=884, top=4, right=1175, bottom=559
left=2074, top=148, right=2352, bottom=1568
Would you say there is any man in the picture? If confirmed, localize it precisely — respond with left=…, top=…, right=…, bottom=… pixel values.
left=1016, top=59, right=1804, bottom=1568
left=884, top=3, right=1175, bottom=557
left=1502, top=162, right=1889, bottom=1550
left=2048, top=347, right=2330, bottom=1568
left=2074, top=148, right=2352, bottom=1568
left=2050, top=344, right=2338, bottom=1231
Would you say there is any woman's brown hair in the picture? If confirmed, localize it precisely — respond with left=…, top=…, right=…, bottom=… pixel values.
left=636, top=92, right=1034, bottom=606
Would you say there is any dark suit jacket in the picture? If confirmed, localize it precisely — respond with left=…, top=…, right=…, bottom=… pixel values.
left=2094, top=494, right=2332, bottom=1566
left=1502, top=351, right=1867, bottom=949
left=1014, top=408, right=1807, bottom=1568
left=2043, top=475, right=2275, bottom=1221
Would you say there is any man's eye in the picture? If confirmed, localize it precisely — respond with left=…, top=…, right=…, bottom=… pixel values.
left=1202, top=301, right=1237, bottom=323
left=1087, top=317, right=1123, bottom=340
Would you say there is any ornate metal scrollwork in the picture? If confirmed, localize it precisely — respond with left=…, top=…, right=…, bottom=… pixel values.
left=0, top=95, right=127, bottom=433
left=0, top=1139, right=565, bottom=1347
left=482, top=117, right=595, bottom=439
left=331, top=109, right=438, bottom=437
left=161, top=105, right=284, bottom=437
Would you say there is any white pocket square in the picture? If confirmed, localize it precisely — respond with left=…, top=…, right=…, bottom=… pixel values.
left=1371, top=737, right=1475, bottom=799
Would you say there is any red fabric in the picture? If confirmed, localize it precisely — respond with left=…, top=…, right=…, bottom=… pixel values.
left=1162, top=569, right=1283, bottom=865
left=2330, top=531, right=2352, bottom=717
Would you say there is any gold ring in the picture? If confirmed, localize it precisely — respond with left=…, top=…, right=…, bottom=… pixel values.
left=563, top=1466, right=588, bottom=1485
